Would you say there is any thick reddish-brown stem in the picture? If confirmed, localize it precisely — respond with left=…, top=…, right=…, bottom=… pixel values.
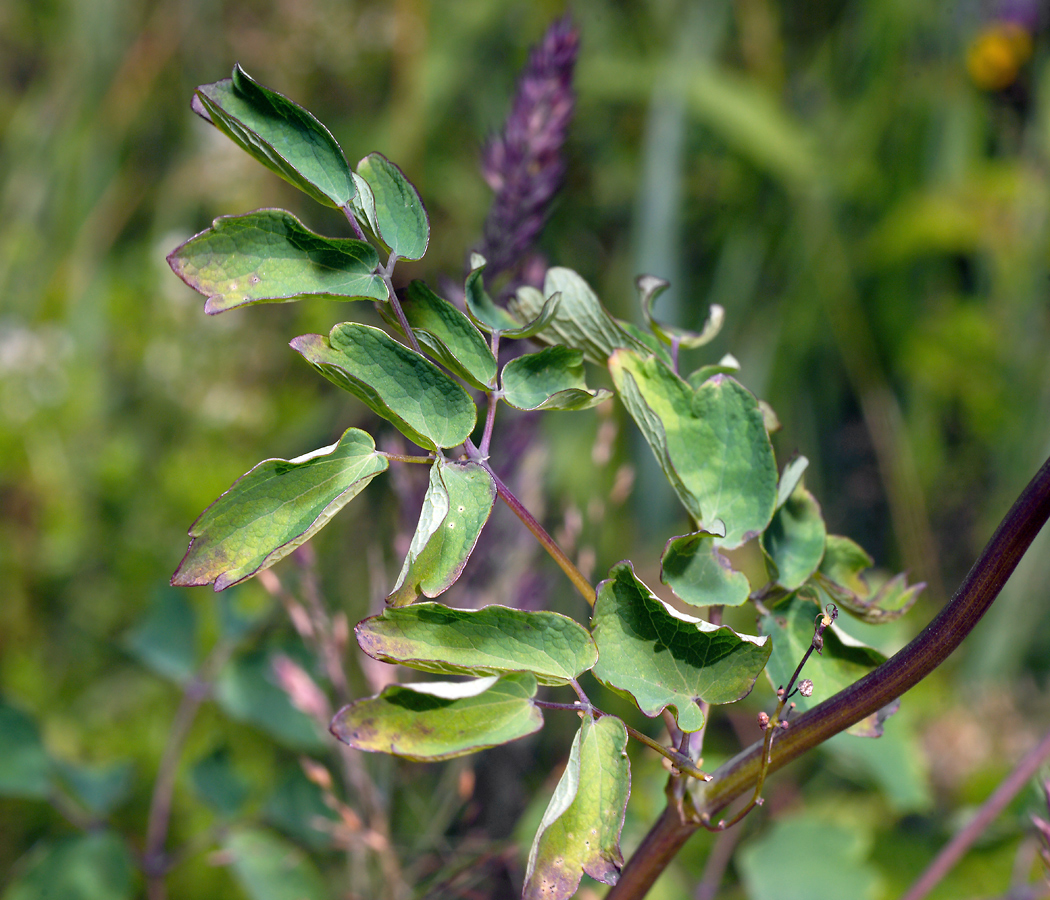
left=608, top=452, right=1050, bottom=900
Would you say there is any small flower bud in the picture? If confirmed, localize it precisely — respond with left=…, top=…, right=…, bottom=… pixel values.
left=798, top=679, right=814, bottom=697
left=757, top=711, right=770, bottom=729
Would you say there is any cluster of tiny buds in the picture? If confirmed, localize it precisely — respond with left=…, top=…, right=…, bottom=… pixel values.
left=798, top=678, right=814, bottom=697
left=757, top=710, right=794, bottom=731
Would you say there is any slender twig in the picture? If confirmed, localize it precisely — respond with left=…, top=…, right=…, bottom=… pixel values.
left=378, top=253, right=421, bottom=355
left=900, top=722, right=1050, bottom=900
left=479, top=388, right=500, bottom=458
left=486, top=466, right=596, bottom=605
left=143, top=639, right=237, bottom=899
left=606, top=452, right=1050, bottom=900
left=342, top=205, right=367, bottom=241
left=380, top=452, right=434, bottom=464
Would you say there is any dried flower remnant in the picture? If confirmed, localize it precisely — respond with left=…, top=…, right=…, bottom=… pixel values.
left=478, top=15, right=579, bottom=289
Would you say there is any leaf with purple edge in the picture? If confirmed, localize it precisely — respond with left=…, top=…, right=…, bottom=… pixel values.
left=167, top=209, right=386, bottom=314
left=523, top=715, right=630, bottom=899
left=172, top=428, right=387, bottom=591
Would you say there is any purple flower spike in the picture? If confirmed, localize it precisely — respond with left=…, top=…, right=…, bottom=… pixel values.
left=477, top=15, right=579, bottom=291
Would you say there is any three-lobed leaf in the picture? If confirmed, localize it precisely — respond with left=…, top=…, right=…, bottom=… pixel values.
left=591, top=562, right=771, bottom=731
left=355, top=152, right=429, bottom=260
left=386, top=460, right=496, bottom=606
left=356, top=603, right=597, bottom=685
left=524, top=715, right=630, bottom=899
left=193, top=65, right=354, bottom=208
left=172, top=428, right=387, bottom=591
left=291, top=323, right=477, bottom=451
left=609, top=353, right=777, bottom=547
left=330, top=673, right=542, bottom=760
left=661, top=530, right=752, bottom=608
left=501, top=346, right=612, bottom=411
left=167, top=209, right=386, bottom=314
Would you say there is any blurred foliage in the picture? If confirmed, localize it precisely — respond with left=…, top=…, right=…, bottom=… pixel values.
left=2, top=0, right=1050, bottom=898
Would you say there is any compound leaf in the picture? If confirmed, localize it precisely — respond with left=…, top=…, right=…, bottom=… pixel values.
left=661, top=530, right=751, bottom=608
left=509, top=267, right=646, bottom=364
left=356, top=152, right=429, bottom=260
left=167, top=209, right=385, bottom=314
left=399, top=280, right=496, bottom=389
left=173, top=428, right=387, bottom=591
left=291, top=324, right=477, bottom=451
left=609, top=353, right=777, bottom=547
left=387, top=460, right=496, bottom=606
left=356, top=603, right=597, bottom=685
left=591, top=562, right=771, bottom=731
left=193, top=65, right=354, bottom=208
left=762, top=481, right=827, bottom=591
left=330, top=673, right=542, bottom=761
left=523, top=716, right=630, bottom=899
left=502, top=346, right=612, bottom=411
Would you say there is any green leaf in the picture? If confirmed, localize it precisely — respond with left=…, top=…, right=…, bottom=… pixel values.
left=762, top=481, right=826, bottom=591
left=609, top=353, right=777, bottom=547
left=759, top=594, right=891, bottom=736
left=399, top=280, right=497, bottom=389
left=0, top=700, right=50, bottom=799
left=523, top=716, right=630, bottom=899
left=387, top=460, right=496, bottom=606
left=291, top=324, right=477, bottom=451
left=167, top=209, right=385, bottom=315
left=686, top=354, right=742, bottom=390
left=193, top=65, right=354, bottom=208
left=123, top=591, right=197, bottom=683
left=591, top=562, right=771, bottom=731
left=173, top=428, right=387, bottom=590
left=2, top=832, right=134, bottom=900
left=330, top=673, right=542, bottom=761
left=190, top=747, right=248, bottom=816
left=501, top=346, right=612, bottom=411
left=348, top=170, right=380, bottom=237
left=814, top=535, right=924, bottom=623
left=52, top=761, right=133, bottom=817
left=264, top=765, right=339, bottom=850
left=509, top=266, right=648, bottom=363
left=738, top=813, right=881, bottom=900
left=463, top=256, right=524, bottom=333
left=223, top=828, right=326, bottom=900
left=661, top=531, right=751, bottom=608
left=775, top=456, right=809, bottom=510
left=215, top=649, right=326, bottom=751
left=356, top=603, right=597, bottom=685
left=356, top=152, right=429, bottom=260
left=636, top=274, right=724, bottom=349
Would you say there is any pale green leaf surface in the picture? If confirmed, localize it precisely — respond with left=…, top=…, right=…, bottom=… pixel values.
left=193, top=65, right=354, bottom=208
left=1, top=832, right=134, bottom=900
left=463, top=257, right=523, bottom=332
left=291, top=325, right=477, bottom=451
left=509, top=267, right=647, bottom=364
left=348, top=170, right=380, bottom=237
left=609, top=354, right=777, bottom=546
left=330, top=673, right=542, bottom=761
left=356, top=603, right=597, bottom=684
left=686, top=353, right=741, bottom=389
left=0, top=701, right=50, bottom=799
left=224, top=828, right=326, bottom=900
left=499, top=285, right=562, bottom=338
left=173, top=428, right=387, bottom=590
left=167, top=209, right=385, bottom=314
left=591, top=563, right=771, bottom=731
left=356, top=152, right=429, bottom=260
left=387, top=460, right=496, bottom=606
left=760, top=595, right=891, bottom=736
left=762, top=482, right=826, bottom=591
left=401, top=280, right=496, bottom=389
left=661, top=531, right=751, bottom=608
left=502, top=346, right=612, bottom=411
left=815, top=535, right=924, bottom=623
left=775, top=456, right=809, bottom=510
left=524, top=716, right=630, bottom=899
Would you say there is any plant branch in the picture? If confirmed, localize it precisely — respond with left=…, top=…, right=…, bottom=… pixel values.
left=487, top=467, right=596, bottom=606
left=899, top=721, right=1050, bottom=900
left=607, top=451, right=1050, bottom=900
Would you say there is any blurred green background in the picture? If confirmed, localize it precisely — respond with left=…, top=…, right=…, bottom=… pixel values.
left=2, top=0, right=1050, bottom=897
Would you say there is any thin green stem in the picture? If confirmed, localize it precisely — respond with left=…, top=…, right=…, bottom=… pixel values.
left=487, top=467, right=596, bottom=606
left=607, top=451, right=1050, bottom=900
left=380, top=452, right=434, bottom=464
